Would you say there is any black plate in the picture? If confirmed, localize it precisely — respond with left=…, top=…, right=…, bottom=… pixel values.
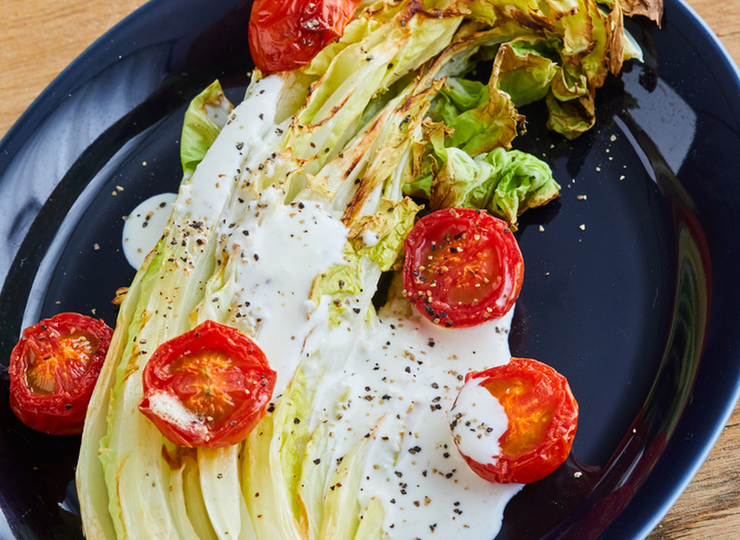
left=1, top=0, right=739, bottom=538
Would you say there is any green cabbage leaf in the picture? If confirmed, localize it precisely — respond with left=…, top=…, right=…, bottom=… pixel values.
left=431, top=147, right=560, bottom=229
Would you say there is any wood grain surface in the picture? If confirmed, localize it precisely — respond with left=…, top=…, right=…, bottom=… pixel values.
left=1, top=0, right=739, bottom=538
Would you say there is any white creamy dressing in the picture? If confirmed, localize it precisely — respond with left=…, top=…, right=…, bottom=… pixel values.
left=173, top=75, right=288, bottom=222
left=360, top=228, right=381, bottom=248
left=218, top=188, right=348, bottom=395
left=125, top=73, right=520, bottom=538
left=122, top=75, right=289, bottom=270
left=143, top=390, right=209, bottom=440
left=302, top=307, right=520, bottom=539
left=450, top=377, right=509, bottom=466
left=122, top=193, right=177, bottom=269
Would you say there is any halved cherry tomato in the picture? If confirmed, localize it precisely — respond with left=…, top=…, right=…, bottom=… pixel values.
left=8, top=312, right=113, bottom=435
left=402, top=208, right=524, bottom=328
left=248, top=0, right=361, bottom=72
left=138, top=320, right=276, bottom=448
left=450, top=358, right=578, bottom=484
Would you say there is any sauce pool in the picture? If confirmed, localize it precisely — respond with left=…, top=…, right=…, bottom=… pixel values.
left=122, top=192, right=177, bottom=269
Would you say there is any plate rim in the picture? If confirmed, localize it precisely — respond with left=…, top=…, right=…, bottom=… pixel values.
left=602, top=1, right=740, bottom=537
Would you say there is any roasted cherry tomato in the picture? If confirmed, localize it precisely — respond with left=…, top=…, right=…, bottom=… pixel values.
left=138, top=320, right=276, bottom=448
left=248, top=0, right=360, bottom=72
left=450, top=357, right=578, bottom=484
left=402, top=208, right=524, bottom=328
left=8, top=312, right=113, bottom=435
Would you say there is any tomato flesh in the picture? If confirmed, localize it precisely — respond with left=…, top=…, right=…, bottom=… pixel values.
left=8, top=313, right=113, bottom=435
left=451, top=358, right=578, bottom=484
left=138, top=320, right=276, bottom=448
left=168, top=350, right=247, bottom=427
left=403, top=208, right=524, bottom=327
left=249, top=0, right=360, bottom=72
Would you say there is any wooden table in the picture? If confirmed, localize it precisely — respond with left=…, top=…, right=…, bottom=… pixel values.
left=1, top=0, right=739, bottom=538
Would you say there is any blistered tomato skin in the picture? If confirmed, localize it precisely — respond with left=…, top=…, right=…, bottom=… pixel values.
left=248, top=0, right=360, bottom=72
left=8, top=313, right=113, bottom=435
left=138, top=320, right=277, bottom=448
left=402, top=208, right=524, bottom=328
left=451, top=358, right=579, bottom=485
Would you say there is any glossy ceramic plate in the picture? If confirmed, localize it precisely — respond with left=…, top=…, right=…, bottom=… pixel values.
left=1, top=0, right=739, bottom=538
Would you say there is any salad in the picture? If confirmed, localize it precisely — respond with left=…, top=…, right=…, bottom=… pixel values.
left=6, top=0, right=663, bottom=538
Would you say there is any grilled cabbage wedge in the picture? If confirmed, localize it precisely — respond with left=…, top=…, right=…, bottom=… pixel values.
left=76, top=0, right=661, bottom=538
